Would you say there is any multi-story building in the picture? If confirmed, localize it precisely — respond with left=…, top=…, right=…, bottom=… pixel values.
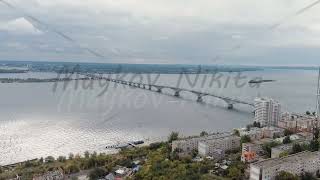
left=238, top=127, right=284, bottom=141
left=262, top=127, right=284, bottom=138
left=278, top=113, right=319, bottom=133
left=198, top=135, right=240, bottom=159
left=241, top=138, right=273, bottom=163
left=239, top=127, right=264, bottom=141
left=254, top=97, right=281, bottom=127
left=171, top=133, right=231, bottom=154
left=250, top=151, right=320, bottom=180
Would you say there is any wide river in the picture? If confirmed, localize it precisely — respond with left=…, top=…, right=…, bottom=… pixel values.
left=0, top=69, right=318, bottom=165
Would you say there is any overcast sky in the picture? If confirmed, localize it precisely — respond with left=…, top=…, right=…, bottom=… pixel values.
left=0, top=0, right=320, bottom=65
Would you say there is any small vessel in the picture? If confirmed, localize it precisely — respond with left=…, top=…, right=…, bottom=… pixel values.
left=106, top=140, right=144, bottom=149
left=248, top=79, right=275, bottom=84
left=106, top=143, right=129, bottom=149
left=132, top=140, right=144, bottom=145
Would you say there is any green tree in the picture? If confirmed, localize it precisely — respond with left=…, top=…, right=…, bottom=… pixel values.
left=273, top=134, right=280, bottom=139
left=282, top=136, right=291, bottom=144
left=313, top=128, right=319, bottom=140
left=316, top=170, right=320, bottom=178
left=279, top=151, right=289, bottom=158
left=275, top=171, right=299, bottom=180
left=263, top=141, right=280, bottom=158
left=84, top=151, right=90, bottom=158
left=292, top=143, right=303, bottom=154
left=228, top=166, right=242, bottom=179
left=284, top=129, right=293, bottom=136
left=200, top=131, right=209, bottom=137
left=69, top=153, right=74, bottom=160
left=233, top=129, right=240, bottom=137
left=65, top=164, right=80, bottom=174
left=45, top=156, right=55, bottom=163
left=168, top=132, right=179, bottom=143
left=88, top=168, right=107, bottom=180
left=253, top=121, right=261, bottom=128
left=300, top=172, right=317, bottom=180
left=57, top=156, right=66, bottom=162
left=240, top=135, right=251, bottom=144
left=191, top=149, right=198, bottom=158
left=246, top=124, right=252, bottom=131
left=306, top=111, right=311, bottom=115
left=309, top=140, right=319, bottom=152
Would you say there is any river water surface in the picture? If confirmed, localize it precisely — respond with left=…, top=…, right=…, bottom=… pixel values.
left=0, top=69, right=318, bottom=165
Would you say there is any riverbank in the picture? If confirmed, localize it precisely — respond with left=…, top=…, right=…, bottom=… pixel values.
left=0, top=133, right=241, bottom=180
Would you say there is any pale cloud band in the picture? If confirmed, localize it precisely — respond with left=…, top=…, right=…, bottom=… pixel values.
left=0, top=0, right=320, bottom=65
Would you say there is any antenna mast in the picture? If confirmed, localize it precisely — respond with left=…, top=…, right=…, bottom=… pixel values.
left=317, top=67, right=320, bottom=119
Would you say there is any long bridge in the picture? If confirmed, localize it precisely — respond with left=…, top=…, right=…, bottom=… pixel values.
left=85, top=74, right=254, bottom=109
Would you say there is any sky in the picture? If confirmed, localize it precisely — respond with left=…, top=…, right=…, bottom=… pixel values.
left=0, top=0, right=320, bottom=66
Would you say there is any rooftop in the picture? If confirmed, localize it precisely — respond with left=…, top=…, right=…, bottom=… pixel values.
left=251, top=151, right=320, bottom=169
left=174, top=132, right=233, bottom=143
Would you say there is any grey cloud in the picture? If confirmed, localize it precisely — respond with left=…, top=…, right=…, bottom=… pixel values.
left=0, top=0, right=320, bottom=65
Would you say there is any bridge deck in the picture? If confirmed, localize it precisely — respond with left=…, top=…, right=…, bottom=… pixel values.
left=83, top=74, right=254, bottom=107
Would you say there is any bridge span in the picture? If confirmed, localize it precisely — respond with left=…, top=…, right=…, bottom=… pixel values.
left=85, top=74, right=254, bottom=109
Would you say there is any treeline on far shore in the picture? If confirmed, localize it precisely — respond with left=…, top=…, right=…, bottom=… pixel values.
left=0, top=78, right=91, bottom=83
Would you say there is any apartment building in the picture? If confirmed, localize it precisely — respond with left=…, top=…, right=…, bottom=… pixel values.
left=238, top=127, right=284, bottom=141
left=250, top=151, right=320, bottom=180
left=254, top=97, right=281, bottom=127
left=278, top=113, right=319, bottom=133
left=171, top=133, right=232, bottom=153
left=241, top=138, right=273, bottom=163
left=239, top=127, right=264, bottom=141
left=198, top=135, right=240, bottom=159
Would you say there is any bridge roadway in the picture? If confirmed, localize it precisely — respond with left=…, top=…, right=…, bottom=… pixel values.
left=84, top=74, right=254, bottom=109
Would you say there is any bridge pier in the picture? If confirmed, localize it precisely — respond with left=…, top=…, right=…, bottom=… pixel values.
left=227, top=104, right=234, bottom=109
left=149, top=86, right=152, bottom=90
left=143, top=85, right=146, bottom=89
left=197, top=95, right=203, bottom=102
left=157, top=88, right=162, bottom=93
left=174, top=91, right=180, bottom=97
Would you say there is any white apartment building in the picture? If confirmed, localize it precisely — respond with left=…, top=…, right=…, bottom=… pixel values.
left=250, top=151, right=320, bottom=180
left=198, top=135, right=240, bottom=159
left=171, top=133, right=231, bottom=153
left=254, top=97, right=281, bottom=127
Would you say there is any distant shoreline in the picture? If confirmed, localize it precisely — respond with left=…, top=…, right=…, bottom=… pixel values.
left=0, top=69, right=28, bottom=74
left=0, top=77, right=90, bottom=83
